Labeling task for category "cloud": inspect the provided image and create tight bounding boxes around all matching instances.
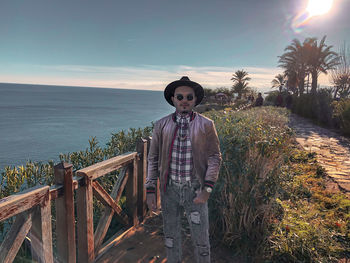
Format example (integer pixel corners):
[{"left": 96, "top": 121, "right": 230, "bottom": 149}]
[{"left": 0, "top": 64, "right": 332, "bottom": 92}]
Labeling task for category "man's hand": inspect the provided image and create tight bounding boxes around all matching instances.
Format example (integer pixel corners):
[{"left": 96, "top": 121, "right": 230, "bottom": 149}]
[
  {"left": 146, "top": 193, "right": 157, "bottom": 212},
  {"left": 193, "top": 190, "right": 210, "bottom": 204}
]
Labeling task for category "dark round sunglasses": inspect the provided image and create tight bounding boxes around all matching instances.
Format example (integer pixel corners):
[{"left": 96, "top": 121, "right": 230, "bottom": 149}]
[{"left": 175, "top": 94, "right": 194, "bottom": 101}]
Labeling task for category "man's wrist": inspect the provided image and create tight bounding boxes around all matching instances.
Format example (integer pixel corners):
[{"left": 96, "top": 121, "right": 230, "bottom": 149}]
[
  {"left": 204, "top": 180, "right": 215, "bottom": 193},
  {"left": 204, "top": 186, "right": 213, "bottom": 193},
  {"left": 146, "top": 187, "right": 156, "bottom": 194}
]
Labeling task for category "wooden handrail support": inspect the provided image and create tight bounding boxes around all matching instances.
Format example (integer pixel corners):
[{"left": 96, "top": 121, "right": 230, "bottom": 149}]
[
  {"left": 53, "top": 162, "right": 76, "bottom": 263},
  {"left": 75, "top": 139, "right": 149, "bottom": 263},
  {"left": 0, "top": 137, "right": 149, "bottom": 263},
  {"left": 0, "top": 185, "right": 53, "bottom": 263}
]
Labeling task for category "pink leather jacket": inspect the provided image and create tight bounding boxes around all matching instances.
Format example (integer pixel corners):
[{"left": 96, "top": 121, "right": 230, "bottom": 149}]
[{"left": 145, "top": 112, "right": 222, "bottom": 193}]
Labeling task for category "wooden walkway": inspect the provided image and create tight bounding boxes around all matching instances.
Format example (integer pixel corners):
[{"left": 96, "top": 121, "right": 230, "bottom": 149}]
[
  {"left": 94, "top": 214, "right": 166, "bottom": 263},
  {"left": 95, "top": 213, "right": 239, "bottom": 263}
]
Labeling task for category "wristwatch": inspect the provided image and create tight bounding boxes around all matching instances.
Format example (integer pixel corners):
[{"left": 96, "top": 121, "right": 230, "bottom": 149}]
[{"left": 204, "top": 187, "right": 213, "bottom": 193}]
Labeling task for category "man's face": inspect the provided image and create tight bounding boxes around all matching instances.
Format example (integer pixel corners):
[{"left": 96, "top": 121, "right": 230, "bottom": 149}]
[{"left": 171, "top": 86, "right": 197, "bottom": 114}]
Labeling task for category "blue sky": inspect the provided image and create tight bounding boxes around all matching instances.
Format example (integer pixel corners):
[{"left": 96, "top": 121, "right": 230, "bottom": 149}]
[{"left": 1, "top": 0, "right": 349, "bottom": 92}]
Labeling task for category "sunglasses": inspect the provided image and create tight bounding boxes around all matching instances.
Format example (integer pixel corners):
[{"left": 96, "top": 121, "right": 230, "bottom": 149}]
[{"left": 175, "top": 94, "right": 194, "bottom": 101}]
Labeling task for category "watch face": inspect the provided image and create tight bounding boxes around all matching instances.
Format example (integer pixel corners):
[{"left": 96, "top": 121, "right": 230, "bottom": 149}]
[{"left": 206, "top": 187, "right": 212, "bottom": 193}]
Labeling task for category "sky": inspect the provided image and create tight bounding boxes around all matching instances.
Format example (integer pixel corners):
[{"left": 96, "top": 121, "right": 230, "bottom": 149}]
[{"left": 1, "top": 0, "right": 350, "bottom": 93}]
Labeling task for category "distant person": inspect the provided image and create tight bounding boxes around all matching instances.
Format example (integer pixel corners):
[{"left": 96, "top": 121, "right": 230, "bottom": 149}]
[
  {"left": 255, "top": 92, "right": 264, "bottom": 106},
  {"left": 275, "top": 93, "right": 283, "bottom": 107},
  {"left": 286, "top": 92, "right": 293, "bottom": 109},
  {"left": 145, "top": 76, "right": 222, "bottom": 263}
]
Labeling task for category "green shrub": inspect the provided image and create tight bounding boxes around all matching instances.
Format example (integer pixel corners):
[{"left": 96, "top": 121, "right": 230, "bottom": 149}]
[
  {"left": 332, "top": 98, "right": 350, "bottom": 135},
  {"left": 0, "top": 125, "right": 153, "bottom": 259},
  {"left": 291, "top": 89, "right": 335, "bottom": 127},
  {"left": 265, "top": 90, "right": 279, "bottom": 106}
]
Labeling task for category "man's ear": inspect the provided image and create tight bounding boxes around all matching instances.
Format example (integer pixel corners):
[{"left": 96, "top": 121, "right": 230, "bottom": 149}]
[{"left": 171, "top": 96, "right": 175, "bottom": 104}]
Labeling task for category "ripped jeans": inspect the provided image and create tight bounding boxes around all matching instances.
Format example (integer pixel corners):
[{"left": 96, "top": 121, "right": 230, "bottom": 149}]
[{"left": 160, "top": 180, "right": 210, "bottom": 263}]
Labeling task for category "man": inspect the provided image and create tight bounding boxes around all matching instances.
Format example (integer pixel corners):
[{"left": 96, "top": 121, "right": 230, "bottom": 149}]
[
  {"left": 145, "top": 76, "right": 222, "bottom": 263},
  {"left": 255, "top": 92, "right": 264, "bottom": 106},
  {"left": 275, "top": 93, "right": 283, "bottom": 107}
]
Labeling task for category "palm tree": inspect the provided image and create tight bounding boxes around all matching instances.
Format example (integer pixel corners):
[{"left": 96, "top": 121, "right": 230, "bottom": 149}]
[
  {"left": 331, "top": 43, "right": 350, "bottom": 98},
  {"left": 231, "top": 70, "right": 251, "bottom": 99},
  {"left": 278, "top": 38, "right": 310, "bottom": 95},
  {"left": 307, "top": 36, "right": 339, "bottom": 93},
  {"left": 271, "top": 74, "right": 285, "bottom": 92},
  {"left": 279, "top": 36, "right": 339, "bottom": 95}
]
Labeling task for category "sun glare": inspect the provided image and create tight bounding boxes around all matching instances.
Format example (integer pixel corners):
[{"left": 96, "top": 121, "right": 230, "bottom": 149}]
[{"left": 307, "top": 0, "right": 333, "bottom": 17}]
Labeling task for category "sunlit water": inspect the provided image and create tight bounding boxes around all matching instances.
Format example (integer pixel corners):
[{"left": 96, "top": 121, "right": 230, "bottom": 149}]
[{"left": 0, "top": 83, "right": 173, "bottom": 169}]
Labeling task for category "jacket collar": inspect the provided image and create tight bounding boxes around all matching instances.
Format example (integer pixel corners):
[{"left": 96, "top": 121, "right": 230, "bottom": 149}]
[{"left": 172, "top": 111, "right": 196, "bottom": 122}]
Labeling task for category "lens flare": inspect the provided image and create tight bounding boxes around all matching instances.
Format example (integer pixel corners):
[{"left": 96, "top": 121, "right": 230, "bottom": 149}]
[
  {"left": 307, "top": 0, "right": 333, "bottom": 16},
  {"left": 291, "top": 0, "right": 334, "bottom": 33}
]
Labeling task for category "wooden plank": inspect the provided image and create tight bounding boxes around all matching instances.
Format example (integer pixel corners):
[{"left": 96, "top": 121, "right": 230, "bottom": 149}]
[
  {"left": 136, "top": 138, "right": 147, "bottom": 221},
  {"left": 77, "top": 176, "right": 95, "bottom": 263},
  {"left": 73, "top": 175, "right": 85, "bottom": 189},
  {"left": 54, "top": 162, "right": 76, "bottom": 263},
  {"left": 126, "top": 160, "right": 138, "bottom": 227},
  {"left": 94, "top": 226, "right": 134, "bottom": 261},
  {"left": 94, "top": 168, "right": 128, "bottom": 252},
  {"left": 0, "top": 211, "right": 33, "bottom": 263},
  {"left": 76, "top": 152, "right": 137, "bottom": 180},
  {"left": 49, "top": 184, "right": 63, "bottom": 200},
  {"left": 39, "top": 193, "right": 53, "bottom": 263},
  {"left": 92, "top": 181, "right": 129, "bottom": 225},
  {"left": 30, "top": 190, "right": 53, "bottom": 263},
  {"left": 0, "top": 185, "right": 50, "bottom": 222}
]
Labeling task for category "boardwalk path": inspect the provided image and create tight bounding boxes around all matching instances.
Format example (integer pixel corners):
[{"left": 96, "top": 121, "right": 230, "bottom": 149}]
[
  {"left": 95, "top": 214, "right": 238, "bottom": 263},
  {"left": 288, "top": 113, "right": 350, "bottom": 195}
]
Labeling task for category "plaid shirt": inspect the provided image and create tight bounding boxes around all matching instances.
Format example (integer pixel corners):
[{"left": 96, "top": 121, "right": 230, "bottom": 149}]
[{"left": 169, "top": 112, "right": 193, "bottom": 183}]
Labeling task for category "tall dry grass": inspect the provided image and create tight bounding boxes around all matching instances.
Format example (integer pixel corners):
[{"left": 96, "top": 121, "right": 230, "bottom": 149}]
[{"left": 204, "top": 107, "right": 293, "bottom": 262}]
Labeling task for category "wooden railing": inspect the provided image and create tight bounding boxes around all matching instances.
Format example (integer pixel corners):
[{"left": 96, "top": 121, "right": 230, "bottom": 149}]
[
  {"left": 0, "top": 137, "right": 159, "bottom": 263},
  {"left": 235, "top": 102, "right": 253, "bottom": 111}
]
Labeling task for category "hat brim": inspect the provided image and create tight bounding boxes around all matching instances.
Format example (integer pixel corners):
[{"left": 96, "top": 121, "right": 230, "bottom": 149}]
[{"left": 164, "top": 79, "right": 204, "bottom": 106}]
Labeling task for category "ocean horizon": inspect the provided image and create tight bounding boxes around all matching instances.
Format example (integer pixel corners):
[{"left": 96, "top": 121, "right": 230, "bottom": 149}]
[{"left": 0, "top": 83, "right": 173, "bottom": 170}]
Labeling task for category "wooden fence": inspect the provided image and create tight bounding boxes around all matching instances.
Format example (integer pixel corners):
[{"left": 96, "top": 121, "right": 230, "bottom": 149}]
[{"left": 0, "top": 137, "right": 160, "bottom": 263}]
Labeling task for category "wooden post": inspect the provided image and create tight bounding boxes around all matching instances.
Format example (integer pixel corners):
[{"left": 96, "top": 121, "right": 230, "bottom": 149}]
[
  {"left": 76, "top": 174, "right": 95, "bottom": 263},
  {"left": 145, "top": 136, "right": 152, "bottom": 155},
  {"left": 54, "top": 162, "right": 76, "bottom": 263},
  {"left": 136, "top": 138, "right": 147, "bottom": 221},
  {"left": 126, "top": 160, "right": 138, "bottom": 226},
  {"left": 30, "top": 189, "right": 53, "bottom": 263},
  {"left": 145, "top": 136, "right": 160, "bottom": 209}
]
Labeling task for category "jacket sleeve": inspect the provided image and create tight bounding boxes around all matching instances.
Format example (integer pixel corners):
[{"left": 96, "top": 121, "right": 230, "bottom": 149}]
[
  {"left": 145, "top": 121, "right": 160, "bottom": 193},
  {"left": 204, "top": 120, "right": 222, "bottom": 189}
]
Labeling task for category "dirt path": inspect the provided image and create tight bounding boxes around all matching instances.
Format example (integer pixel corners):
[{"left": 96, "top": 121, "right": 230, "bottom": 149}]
[{"left": 288, "top": 113, "right": 350, "bottom": 196}]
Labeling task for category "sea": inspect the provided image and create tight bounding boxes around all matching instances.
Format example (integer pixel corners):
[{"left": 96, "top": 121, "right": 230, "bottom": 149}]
[{"left": 0, "top": 83, "right": 173, "bottom": 170}]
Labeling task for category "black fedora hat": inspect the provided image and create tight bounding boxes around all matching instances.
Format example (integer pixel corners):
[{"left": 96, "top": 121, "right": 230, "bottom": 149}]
[{"left": 164, "top": 76, "right": 204, "bottom": 106}]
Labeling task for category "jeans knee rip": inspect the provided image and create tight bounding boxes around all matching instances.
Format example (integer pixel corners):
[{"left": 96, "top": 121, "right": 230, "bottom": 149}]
[
  {"left": 165, "top": 237, "right": 174, "bottom": 248},
  {"left": 197, "top": 245, "right": 209, "bottom": 257},
  {"left": 190, "top": 211, "right": 201, "bottom": 224}
]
